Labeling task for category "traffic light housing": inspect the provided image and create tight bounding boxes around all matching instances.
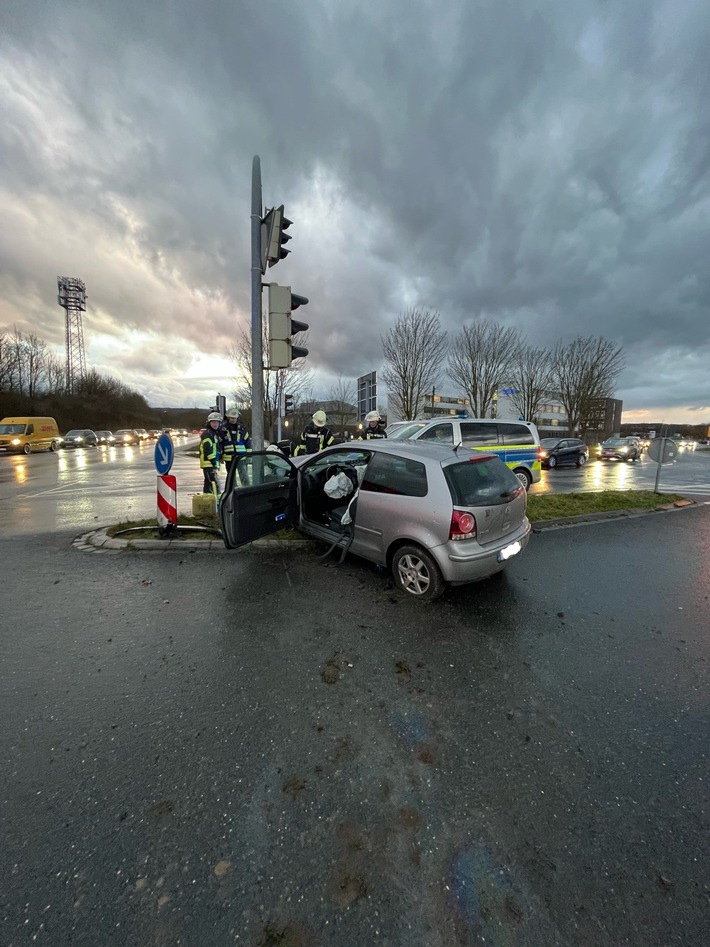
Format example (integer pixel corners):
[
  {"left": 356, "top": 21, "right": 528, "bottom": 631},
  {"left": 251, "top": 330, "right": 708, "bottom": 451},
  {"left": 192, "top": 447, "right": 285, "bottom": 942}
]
[
  {"left": 261, "top": 205, "right": 292, "bottom": 272},
  {"left": 268, "top": 284, "right": 309, "bottom": 369},
  {"left": 283, "top": 393, "right": 295, "bottom": 416}
]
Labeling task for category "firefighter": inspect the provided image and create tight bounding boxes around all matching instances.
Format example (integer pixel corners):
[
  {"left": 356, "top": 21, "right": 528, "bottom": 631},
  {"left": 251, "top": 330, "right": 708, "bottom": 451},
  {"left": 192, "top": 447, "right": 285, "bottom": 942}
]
[
  {"left": 358, "top": 410, "right": 387, "bottom": 440},
  {"left": 221, "top": 408, "right": 252, "bottom": 475},
  {"left": 199, "top": 411, "right": 222, "bottom": 496},
  {"left": 294, "top": 410, "right": 336, "bottom": 456}
]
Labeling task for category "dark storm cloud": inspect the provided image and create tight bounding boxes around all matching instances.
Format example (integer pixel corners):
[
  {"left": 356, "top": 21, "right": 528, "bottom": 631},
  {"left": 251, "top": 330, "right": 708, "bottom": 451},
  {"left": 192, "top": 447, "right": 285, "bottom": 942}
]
[{"left": 1, "top": 0, "right": 709, "bottom": 416}]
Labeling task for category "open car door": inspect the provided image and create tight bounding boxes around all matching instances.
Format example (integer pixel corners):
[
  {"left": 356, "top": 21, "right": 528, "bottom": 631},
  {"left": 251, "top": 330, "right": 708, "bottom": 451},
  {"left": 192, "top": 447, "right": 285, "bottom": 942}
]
[{"left": 219, "top": 451, "right": 298, "bottom": 549}]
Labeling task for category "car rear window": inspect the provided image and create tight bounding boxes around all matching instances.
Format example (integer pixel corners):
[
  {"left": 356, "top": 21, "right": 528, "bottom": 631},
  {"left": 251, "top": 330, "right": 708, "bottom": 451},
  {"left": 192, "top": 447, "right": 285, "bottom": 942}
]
[{"left": 444, "top": 457, "right": 522, "bottom": 506}]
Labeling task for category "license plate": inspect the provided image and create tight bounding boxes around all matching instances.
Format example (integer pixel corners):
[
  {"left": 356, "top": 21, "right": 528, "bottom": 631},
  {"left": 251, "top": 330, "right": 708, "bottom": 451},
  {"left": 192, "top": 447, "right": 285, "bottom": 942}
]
[{"left": 498, "top": 540, "right": 522, "bottom": 562}]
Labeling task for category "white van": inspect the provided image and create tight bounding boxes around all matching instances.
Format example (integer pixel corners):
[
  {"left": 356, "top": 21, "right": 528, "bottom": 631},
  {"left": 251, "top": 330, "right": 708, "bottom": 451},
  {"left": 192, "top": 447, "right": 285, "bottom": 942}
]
[{"left": 389, "top": 417, "right": 541, "bottom": 489}]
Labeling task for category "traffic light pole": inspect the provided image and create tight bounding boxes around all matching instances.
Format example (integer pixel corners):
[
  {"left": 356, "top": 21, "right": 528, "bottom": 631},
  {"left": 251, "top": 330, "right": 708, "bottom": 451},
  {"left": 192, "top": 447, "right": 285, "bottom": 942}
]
[{"left": 251, "top": 155, "right": 264, "bottom": 451}]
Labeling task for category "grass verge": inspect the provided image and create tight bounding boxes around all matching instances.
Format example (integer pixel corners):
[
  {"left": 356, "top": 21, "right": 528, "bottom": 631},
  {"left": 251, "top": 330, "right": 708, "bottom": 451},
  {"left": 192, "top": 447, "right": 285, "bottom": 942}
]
[{"left": 527, "top": 490, "right": 686, "bottom": 521}]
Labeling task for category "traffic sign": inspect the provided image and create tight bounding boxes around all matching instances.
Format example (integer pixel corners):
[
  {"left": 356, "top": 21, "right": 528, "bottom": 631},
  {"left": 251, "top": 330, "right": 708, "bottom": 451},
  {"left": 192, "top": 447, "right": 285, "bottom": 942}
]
[
  {"left": 154, "top": 432, "right": 174, "bottom": 475},
  {"left": 647, "top": 437, "right": 678, "bottom": 465}
]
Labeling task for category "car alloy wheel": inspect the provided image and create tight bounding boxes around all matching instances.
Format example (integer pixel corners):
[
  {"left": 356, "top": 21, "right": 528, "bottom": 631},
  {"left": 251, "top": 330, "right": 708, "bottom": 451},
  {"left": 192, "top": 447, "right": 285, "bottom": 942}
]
[
  {"left": 577, "top": 454, "right": 586, "bottom": 467},
  {"left": 548, "top": 456, "right": 557, "bottom": 468},
  {"left": 513, "top": 468, "right": 532, "bottom": 490},
  {"left": 392, "top": 544, "right": 445, "bottom": 601}
]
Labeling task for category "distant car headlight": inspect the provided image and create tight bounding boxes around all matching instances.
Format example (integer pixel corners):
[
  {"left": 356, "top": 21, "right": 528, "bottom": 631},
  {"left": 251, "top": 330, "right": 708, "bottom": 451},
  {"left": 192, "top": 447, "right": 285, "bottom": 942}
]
[
  {"left": 619, "top": 447, "right": 627, "bottom": 453},
  {"left": 76, "top": 436, "right": 84, "bottom": 442}
]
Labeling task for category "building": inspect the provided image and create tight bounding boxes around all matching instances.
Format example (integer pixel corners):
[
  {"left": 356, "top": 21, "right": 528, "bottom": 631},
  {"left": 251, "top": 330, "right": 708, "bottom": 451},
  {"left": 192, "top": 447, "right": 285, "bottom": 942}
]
[{"left": 387, "top": 392, "right": 470, "bottom": 421}]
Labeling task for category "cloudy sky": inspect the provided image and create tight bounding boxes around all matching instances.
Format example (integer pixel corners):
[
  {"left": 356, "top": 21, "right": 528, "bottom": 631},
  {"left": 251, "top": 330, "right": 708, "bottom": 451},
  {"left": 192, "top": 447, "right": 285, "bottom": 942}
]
[{"left": 1, "top": 0, "right": 709, "bottom": 422}]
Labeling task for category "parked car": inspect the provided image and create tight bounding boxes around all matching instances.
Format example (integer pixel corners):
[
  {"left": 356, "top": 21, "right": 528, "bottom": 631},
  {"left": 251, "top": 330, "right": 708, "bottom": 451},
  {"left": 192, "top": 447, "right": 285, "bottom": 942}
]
[
  {"left": 95, "top": 430, "right": 115, "bottom": 446},
  {"left": 388, "top": 417, "right": 541, "bottom": 490},
  {"left": 59, "top": 429, "right": 98, "bottom": 449},
  {"left": 113, "top": 429, "right": 141, "bottom": 446},
  {"left": 539, "top": 437, "right": 589, "bottom": 469},
  {"left": 596, "top": 437, "right": 641, "bottom": 462},
  {"left": 220, "top": 440, "right": 531, "bottom": 601}
]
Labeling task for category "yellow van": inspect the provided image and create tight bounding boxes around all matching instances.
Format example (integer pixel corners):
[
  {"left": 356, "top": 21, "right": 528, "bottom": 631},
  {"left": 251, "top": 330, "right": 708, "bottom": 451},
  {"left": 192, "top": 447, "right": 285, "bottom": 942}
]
[{"left": 0, "top": 416, "right": 60, "bottom": 454}]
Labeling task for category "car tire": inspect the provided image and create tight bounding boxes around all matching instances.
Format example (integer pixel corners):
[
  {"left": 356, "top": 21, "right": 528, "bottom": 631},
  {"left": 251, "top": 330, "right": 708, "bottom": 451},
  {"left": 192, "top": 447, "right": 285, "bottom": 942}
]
[
  {"left": 513, "top": 468, "right": 532, "bottom": 491},
  {"left": 391, "top": 545, "right": 445, "bottom": 602},
  {"left": 576, "top": 454, "right": 586, "bottom": 467},
  {"left": 50, "top": 441, "right": 58, "bottom": 452},
  {"left": 23, "top": 443, "right": 31, "bottom": 455},
  {"left": 548, "top": 456, "right": 557, "bottom": 469}
]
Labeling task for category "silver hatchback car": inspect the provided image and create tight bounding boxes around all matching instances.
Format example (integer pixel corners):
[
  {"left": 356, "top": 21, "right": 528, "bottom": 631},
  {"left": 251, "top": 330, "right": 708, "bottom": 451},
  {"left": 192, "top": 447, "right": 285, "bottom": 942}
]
[{"left": 219, "top": 440, "right": 531, "bottom": 601}]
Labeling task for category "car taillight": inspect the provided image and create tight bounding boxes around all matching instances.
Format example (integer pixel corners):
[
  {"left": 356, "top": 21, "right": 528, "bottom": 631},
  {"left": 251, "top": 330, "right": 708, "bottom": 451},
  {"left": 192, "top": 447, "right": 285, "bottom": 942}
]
[{"left": 450, "top": 510, "right": 477, "bottom": 541}]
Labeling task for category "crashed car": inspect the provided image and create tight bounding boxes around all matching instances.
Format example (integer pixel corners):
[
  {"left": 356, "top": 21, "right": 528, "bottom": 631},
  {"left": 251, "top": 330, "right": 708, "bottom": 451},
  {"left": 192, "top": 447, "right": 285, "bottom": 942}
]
[{"left": 219, "top": 440, "right": 531, "bottom": 601}]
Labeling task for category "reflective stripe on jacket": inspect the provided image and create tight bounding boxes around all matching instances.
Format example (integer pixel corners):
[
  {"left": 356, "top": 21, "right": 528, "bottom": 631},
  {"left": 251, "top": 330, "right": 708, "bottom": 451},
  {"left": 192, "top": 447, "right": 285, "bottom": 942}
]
[
  {"left": 294, "top": 424, "right": 336, "bottom": 455},
  {"left": 199, "top": 429, "right": 221, "bottom": 468}
]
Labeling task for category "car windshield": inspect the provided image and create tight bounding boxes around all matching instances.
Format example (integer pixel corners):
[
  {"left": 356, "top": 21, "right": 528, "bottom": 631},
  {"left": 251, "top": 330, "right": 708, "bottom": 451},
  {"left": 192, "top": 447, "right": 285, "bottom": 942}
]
[
  {"left": 603, "top": 438, "right": 627, "bottom": 446},
  {"left": 540, "top": 438, "right": 560, "bottom": 447},
  {"left": 65, "top": 430, "right": 84, "bottom": 437},
  {"left": 0, "top": 424, "right": 25, "bottom": 434},
  {"left": 444, "top": 456, "right": 522, "bottom": 506},
  {"left": 389, "top": 422, "right": 429, "bottom": 440}
]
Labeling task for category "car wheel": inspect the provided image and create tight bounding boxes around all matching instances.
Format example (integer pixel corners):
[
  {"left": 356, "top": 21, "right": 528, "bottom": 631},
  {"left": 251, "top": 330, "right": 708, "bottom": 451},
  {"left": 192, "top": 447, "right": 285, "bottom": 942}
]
[
  {"left": 391, "top": 545, "right": 445, "bottom": 602},
  {"left": 576, "top": 454, "right": 586, "bottom": 467},
  {"left": 50, "top": 441, "right": 58, "bottom": 452},
  {"left": 23, "top": 443, "right": 31, "bottom": 455},
  {"left": 548, "top": 456, "right": 557, "bottom": 469},
  {"left": 513, "top": 468, "right": 532, "bottom": 491}
]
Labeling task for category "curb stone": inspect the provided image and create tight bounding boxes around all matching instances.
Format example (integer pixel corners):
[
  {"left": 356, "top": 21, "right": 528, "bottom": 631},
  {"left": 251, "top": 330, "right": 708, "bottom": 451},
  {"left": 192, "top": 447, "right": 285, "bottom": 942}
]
[
  {"left": 75, "top": 498, "right": 696, "bottom": 551},
  {"left": 531, "top": 498, "right": 695, "bottom": 532},
  {"left": 74, "top": 526, "right": 312, "bottom": 553}
]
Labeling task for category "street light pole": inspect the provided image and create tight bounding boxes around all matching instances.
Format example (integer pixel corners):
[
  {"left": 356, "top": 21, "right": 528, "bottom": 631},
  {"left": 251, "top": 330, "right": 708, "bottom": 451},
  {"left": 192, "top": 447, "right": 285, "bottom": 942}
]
[{"left": 251, "top": 156, "right": 264, "bottom": 451}]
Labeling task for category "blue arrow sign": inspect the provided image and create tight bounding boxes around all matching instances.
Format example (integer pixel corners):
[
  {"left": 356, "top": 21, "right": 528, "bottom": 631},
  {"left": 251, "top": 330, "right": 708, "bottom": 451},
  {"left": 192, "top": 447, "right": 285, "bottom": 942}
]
[{"left": 154, "top": 432, "right": 174, "bottom": 476}]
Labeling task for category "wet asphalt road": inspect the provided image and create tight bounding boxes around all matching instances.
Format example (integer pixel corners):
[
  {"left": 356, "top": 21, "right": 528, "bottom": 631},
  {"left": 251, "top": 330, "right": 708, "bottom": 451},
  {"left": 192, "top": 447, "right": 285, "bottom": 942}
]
[
  {"left": 0, "top": 442, "right": 709, "bottom": 537},
  {"left": 1, "top": 505, "right": 709, "bottom": 946}
]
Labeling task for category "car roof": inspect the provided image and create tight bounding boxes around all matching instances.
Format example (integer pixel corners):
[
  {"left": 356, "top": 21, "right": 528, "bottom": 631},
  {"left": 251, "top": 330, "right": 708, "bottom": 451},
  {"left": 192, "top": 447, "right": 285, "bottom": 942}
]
[{"left": 319, "top": 438, "right": 496, "bottom": 465}]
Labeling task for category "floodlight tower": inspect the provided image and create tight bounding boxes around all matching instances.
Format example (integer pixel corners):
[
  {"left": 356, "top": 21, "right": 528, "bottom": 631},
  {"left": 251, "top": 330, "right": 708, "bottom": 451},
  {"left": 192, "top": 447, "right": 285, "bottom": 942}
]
[{"left": 57, "top": 276, "right": 87, "bottom": 392}]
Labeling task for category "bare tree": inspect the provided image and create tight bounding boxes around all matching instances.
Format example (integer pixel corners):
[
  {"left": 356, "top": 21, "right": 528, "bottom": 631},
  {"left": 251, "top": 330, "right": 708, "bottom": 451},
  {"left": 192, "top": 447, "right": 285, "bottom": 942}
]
[
  {"left": 553, "top": 336, "right": 625, "bottom": 435},
  {"left": 327, "top": 376, "right": 357, "bottom": 436},
  {"left": 230, "top": 326, "right": 314, "bottom": 441},
  {"left": 381, "top": 309, "right": 449, "bottom": 419},
  {"left": 23, "top": 332, "right": 48, "bottom": 398},
  {"left": 44, "top": 350, "right": 66, "bottom": 393},
  {"left": 448, "top": 320, "right": 522, "bottom": 418},
  {"left": 0, "top": 332, "right": 15, "bottom": 391},
  {"left": 505, "top": 345, "right": 556, "bottom": 423}
]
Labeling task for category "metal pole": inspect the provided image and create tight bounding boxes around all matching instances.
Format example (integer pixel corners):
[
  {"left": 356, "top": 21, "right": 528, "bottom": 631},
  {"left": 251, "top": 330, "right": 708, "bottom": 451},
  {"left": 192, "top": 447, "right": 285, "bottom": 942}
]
[
  {"left": 276, "top": 372, "right": 282, "bottom": 442},
  {"left": 653, "top": 437, "right": 664, "bottom": 493},
  {"left": 251, "top": 156, "right": 264, "bottom": 451}
]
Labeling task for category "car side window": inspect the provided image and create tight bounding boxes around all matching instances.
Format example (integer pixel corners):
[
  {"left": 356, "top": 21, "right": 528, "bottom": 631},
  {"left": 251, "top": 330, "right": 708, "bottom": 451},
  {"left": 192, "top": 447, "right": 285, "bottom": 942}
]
[
  {"left": 303, "top": 450, "right": 370, "bottom": 478},
  {"left": 499, "top": 423, "right": 535, "bottom": 446},
  {"left": 557, "top": 440, "right": 568, "bottom": 449},
  {"left": 26, "top": 425, "right": 34, "bottom": 435},
  {"left": 461, "top": 422, "right": 499, "bottom": 446},
  {"left": 360, "top": 453, "right": 428, "bottom": 497},
  {"left": 418, "top": 423, "right": 454, "bottom": 445},
  {"left": 234, "top": 452, "right": 292, "bottom": 486}
]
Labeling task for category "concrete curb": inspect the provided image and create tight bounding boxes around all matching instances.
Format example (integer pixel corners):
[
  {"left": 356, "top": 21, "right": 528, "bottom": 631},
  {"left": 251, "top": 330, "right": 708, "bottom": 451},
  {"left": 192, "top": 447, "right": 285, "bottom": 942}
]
[
  {"left": 73, "top": 526, "right": 311, "bottom": 553},
  {"left": 74, "top": 498, "right": 696, "bottom": 551},
  {"left": 531, "top": 497, "right": 695, "bottom": 532}
]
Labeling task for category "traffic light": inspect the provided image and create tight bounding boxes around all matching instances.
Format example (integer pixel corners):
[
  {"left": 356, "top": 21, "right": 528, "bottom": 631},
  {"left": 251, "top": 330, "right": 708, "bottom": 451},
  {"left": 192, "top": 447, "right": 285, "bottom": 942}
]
[
  {"left": 268, "top": 284, "right": 309, "bottom": 369},
  {"left": 283, "top": 393, "right": 295, "bottom": 416},
  {"left": 260, "top": 205, "right": 292, "bottom": 272}
]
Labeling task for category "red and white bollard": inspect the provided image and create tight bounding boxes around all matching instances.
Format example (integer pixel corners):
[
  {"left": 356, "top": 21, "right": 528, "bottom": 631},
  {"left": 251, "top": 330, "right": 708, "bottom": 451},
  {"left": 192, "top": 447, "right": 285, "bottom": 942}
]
[{"left": 157, "top": 474, "right": 178, "bottom": 529}]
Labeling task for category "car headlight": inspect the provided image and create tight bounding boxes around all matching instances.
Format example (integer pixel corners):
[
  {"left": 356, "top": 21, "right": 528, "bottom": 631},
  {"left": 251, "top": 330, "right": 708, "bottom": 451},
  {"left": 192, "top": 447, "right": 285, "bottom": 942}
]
[
  {"left": 11, "top": 438, "right": 21, "bottom": 446},
  {"left": 540, "top": 451, "right": 548, "bottom": 458},
  {"left": 619, "top": 447, "right": 627, "bottom": 453}
]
